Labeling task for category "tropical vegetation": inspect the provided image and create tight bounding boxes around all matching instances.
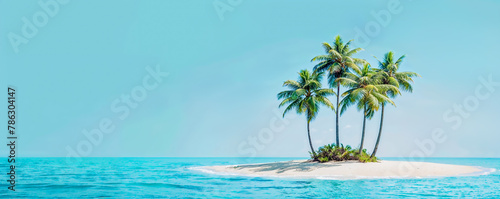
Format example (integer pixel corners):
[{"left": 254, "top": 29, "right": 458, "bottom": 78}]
[
  {"left": 278, "top": 35, "right": 419, "bottom": 163},
  {"left": 337, "top": 63, "right": 399, "bottom": 155},
  {"left": 370, "top": 52, "right": 420, "bottom": 158},
  {"left": 311, "top": 36, "right": 365, "bottom": 147},
  {"left": 277, "top": 70, "right": 335, "bottom": 157}
]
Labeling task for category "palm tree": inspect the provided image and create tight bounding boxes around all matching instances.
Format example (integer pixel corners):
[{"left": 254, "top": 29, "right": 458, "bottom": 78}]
[
  {"left": 337, "top": 64, "right": 398, "bottom": 154},
  {"left": 312, "top": 35, "right": 366, "bottom": 147},
  {"left": 370, "top": 52, "right": 420, "bottom": 158},
  {"left": 278, "top": 70, "right": 335, "bottom": 157}
]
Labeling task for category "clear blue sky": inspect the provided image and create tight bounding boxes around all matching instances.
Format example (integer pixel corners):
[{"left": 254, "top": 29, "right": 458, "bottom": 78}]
[{"left": 1, "top": 0, "right": 499, "bottom": 158}]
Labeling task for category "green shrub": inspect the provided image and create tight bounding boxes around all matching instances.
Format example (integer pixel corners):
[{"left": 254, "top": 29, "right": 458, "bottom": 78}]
[
  {"left": 318, "top": 157, "right": 329, "bottom": 162},
  {"left": 309, "top": 144, "right": 378, "bottom": 163}
]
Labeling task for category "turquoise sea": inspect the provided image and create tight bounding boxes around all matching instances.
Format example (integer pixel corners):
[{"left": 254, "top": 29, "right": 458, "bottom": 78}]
[{"left": 1, "top": 158, "right": 499, "bottom": 198}]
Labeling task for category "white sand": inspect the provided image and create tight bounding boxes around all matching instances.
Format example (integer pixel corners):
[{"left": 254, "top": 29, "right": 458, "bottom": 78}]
[{"left": 197, "top": 160, "right": 492, "bottom": 180}]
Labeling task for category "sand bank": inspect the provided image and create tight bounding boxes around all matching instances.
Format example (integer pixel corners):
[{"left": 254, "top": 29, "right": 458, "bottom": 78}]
[{"left": 196, "top": 160, "right": 493, "bottom": 180}]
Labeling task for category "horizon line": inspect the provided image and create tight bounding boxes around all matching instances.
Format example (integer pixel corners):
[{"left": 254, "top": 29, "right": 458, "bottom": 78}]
[{"left": 12, "top": 156, "right": 500, "bottom": 158}]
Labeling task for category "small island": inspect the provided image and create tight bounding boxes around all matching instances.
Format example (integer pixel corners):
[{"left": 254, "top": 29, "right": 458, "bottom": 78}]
[
  {"left": 199, "top": 160, "right": 487, "bottom": 180},
  {"left": 198, "top": 35, "right": 494, "bottom": 180}
]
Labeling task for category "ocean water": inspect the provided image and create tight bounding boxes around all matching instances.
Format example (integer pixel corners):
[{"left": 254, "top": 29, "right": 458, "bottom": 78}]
[{"left": 1, "top": 158, "right": 499, "bottom": 198}]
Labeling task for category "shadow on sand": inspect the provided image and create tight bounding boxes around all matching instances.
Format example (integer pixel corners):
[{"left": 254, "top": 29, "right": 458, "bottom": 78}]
[{"left": 233, "top": 161, "right": 341, "bottom": 174}]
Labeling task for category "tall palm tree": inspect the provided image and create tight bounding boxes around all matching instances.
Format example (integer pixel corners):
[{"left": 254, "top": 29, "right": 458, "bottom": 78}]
[
  {"left": 370, "top": 52, "right": 420, "bottom": 158},
  {"left": 337, "top": 64, "right": 399, "bottom": 154},
  {"left": 312, "top": 35, "right": 366, "bottom": 147},
  {"left": 278, "top": 70, "right": 335, "bottom": 156}
]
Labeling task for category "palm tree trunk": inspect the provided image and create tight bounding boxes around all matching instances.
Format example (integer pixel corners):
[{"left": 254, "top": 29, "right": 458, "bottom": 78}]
[
  {"left": 307, "top": 120, "right": 316, "bottom": 157},
  {"left": 335, "top": 84, "right": 340, "bottom": 147},
  {"left": 371, "top": 104, "right": 385, "bottom": 158},
  {"left": 359, "top": 105, "right": 367, "bottom": 154}
]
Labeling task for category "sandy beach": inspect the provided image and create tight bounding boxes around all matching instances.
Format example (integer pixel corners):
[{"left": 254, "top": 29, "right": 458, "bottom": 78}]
[{"left": 198, "top": 160, "right": 490, "bottom": 179}]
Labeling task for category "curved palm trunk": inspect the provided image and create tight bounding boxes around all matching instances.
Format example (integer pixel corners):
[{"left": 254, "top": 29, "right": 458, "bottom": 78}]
[
  {"left": 307, "top": 120, "right": 316, "bottom": 157},
  {"left": 359, "top": 105, "right": 367, "bottom": 154},
  {"left": 371, "top": 104, "right": 385, "bottom": 158},
  {"left": 335, "top": 84, "right": 340, "bottom": 147}
]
